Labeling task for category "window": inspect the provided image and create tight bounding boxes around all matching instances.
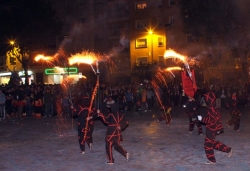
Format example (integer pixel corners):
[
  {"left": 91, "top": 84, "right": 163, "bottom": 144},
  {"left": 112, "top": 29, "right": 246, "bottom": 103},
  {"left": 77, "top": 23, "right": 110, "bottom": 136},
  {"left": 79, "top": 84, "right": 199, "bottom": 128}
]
[
  {"left": 156, "top": 0, "right": 163, "bottom": 7},
  {"left": 187, "top": 35, "right": 199, "bottom": 43},
  {"left": 135, "top": 2, "right": 147, "bottom": 10},
  {"left": 136, "top": 38, "right": 147, "bottom": 48},
  {"left": 136, "top": 57, "right": 148, "bottom": 65},
  {"left": 158, "top": 37, "right": 164, "bottom": 47},
  {"left": 169, "top": 0, "right": 175, "bottom": 6},
  {"left": 157, "top": 18, "right": 163, "bottom": 27},
  {"left": 135, "top": 19, "right": 147, "bottom": 29},
  {"left": 169, "top": 16, "right": 175, "bottom": 25}
]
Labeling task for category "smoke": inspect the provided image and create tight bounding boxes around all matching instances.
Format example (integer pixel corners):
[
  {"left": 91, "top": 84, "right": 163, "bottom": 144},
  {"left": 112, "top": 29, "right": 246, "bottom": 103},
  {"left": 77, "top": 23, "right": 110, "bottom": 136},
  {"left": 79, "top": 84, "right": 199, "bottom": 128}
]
[
  {"left": 232, "top": 0, "right": 250, "bottom": 19},
  {"left": 119, "top": 35, "right": 129, "bottom": 48},
  {"left": 57, "top": 23, "right": 89, "bottom": 54}
]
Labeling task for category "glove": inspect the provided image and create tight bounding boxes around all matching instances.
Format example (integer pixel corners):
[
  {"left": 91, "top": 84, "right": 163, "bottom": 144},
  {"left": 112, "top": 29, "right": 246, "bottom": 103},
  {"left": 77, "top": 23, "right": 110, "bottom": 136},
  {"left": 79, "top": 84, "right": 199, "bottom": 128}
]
[{"left": 197, "top": 115, "right": 202, "bottom": 121}]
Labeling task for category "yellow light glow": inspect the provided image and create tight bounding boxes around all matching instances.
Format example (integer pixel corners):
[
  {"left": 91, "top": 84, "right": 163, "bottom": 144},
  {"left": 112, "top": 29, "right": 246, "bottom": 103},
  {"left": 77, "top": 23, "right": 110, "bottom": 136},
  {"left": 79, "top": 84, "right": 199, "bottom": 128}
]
[
  {"left": 10, "top": 41, "right": 15, "bottom": 45},
  {"left": 149, "top": 30, "right": 153, "bottom": 35},
  {"left": 68, "top": 75, "right": 86, "bottom": 79}
]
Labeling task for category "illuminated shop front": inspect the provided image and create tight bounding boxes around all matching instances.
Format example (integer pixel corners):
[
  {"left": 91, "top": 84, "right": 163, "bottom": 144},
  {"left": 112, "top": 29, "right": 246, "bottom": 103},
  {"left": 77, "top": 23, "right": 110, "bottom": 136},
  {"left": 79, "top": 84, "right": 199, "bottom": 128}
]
[
  {"left": 0, "top": 70, "right": 33, "bottom": 85},
  {"left": 19, "top": 71, "right": 34, "bottom": 85},
  {"left": 44, "top": 67, "right": 81, "bottom": 84}
]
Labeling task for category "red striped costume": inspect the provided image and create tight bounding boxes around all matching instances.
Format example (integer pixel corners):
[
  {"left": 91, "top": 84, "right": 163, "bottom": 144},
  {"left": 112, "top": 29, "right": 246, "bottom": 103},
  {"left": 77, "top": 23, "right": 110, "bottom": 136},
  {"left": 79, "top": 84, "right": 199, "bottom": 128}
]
[
  {"left": 98, "top": 103, "right": 129, "bottom": 163},
  {"left": 201, "top": 92, "right": 232, "bottom": 163},
  {"left": 73, "top": 97, "right": 95, "bottom": 153}
]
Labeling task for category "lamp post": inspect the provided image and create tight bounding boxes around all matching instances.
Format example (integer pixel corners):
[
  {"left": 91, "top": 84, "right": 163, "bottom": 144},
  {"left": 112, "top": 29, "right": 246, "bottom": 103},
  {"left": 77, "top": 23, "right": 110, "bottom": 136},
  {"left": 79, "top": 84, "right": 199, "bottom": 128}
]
[
  {"left": 149, "top": 30, "right": 153, "bottom": 63},
  {"left": 8, "top": 40, "right": 17, "bottom": 71},
  {"left": 96, "top": 61, "right": 100, "bottom": 110}
]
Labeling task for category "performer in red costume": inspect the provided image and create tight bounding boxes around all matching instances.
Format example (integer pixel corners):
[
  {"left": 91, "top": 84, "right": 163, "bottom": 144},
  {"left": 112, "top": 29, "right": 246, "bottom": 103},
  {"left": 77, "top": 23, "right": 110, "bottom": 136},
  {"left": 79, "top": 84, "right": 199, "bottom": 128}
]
[
  {"left": 227, "top": 92, "right": 241, "bottom": 131},
  {"left": 98, "top": 103, "right": 129, "bottom": 164},
  {"left": 184, "top": 96, "right": 202, "bottom": 135},
  {"left": 198, "top": 91, "right": 232, "bottom": 164}
]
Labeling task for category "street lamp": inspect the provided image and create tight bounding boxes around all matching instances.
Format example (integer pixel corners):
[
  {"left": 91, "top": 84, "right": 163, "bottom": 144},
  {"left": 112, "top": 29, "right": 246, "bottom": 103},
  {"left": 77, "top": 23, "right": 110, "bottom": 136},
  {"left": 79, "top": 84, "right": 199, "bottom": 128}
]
[
  {"left": 7, "top": 40, "right": 17, "bottom": 70},
  {"left": 9, "top": 40, "right": 15, "bottom": 46},
  {"left": 148, "top": 30, "right": 153, "bottom": 63}
]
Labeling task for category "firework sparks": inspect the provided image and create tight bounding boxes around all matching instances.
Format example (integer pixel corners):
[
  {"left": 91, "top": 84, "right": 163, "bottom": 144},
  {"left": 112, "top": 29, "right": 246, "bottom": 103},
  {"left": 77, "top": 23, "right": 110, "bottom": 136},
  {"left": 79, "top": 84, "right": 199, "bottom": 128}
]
[
  {"left": 34, "top": 54, "right": 53, "bottom": 62},
  {"left": 155, "top": 72, "right": 168, "bottom": 88},
  {"left": 68, "top": 51, "right": 99, "bottom": 65},
  {"left": 164, "top": 49, "right": 186, "bottom": 62},
  {"left": 164, "top": 49, "right": 194, "bottom": 82},
  {"left": 164, "top": 66, "right": 182, "bottom": 71},
  {"left": 67, "top": 74, "right": 86, "bottom": 79},
  {"left": 164, "top": 67, "right": 182, "bottom": 77}
]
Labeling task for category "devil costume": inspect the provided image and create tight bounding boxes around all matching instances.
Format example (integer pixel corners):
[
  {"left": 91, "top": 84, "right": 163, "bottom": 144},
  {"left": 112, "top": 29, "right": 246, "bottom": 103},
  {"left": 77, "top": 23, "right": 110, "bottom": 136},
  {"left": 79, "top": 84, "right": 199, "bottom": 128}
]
[
  {"left": 72, "top": 96, "right": 95, "bottom": 154},
  {"left": 227, "top": 92, "right": 241, "bottom": 131},
  {"left": 184, "top": 96, "right": 202, "bottom": 135},
  {"left": 198, "top": 92, "right": 232, "bottom": 164},
  {"left": 98, "top": 103, "right": 129, "bottom": 164},
  {"left": 157, "top": 89, "right": 172, "bottom": 124}
]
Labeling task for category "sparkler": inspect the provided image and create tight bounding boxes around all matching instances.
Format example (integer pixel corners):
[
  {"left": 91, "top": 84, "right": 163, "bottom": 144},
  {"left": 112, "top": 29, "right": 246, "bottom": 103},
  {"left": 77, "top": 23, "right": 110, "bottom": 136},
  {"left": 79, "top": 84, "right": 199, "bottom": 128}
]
[
  {"left": 164, "top": 67, "right": 182, "bottom": 78},
  {"left": 68, "top": 51, "right": 99, "bottom": 65},
  {"left": 164, "top": 49, "right": 193, "bottom": 82},
  {"left": 34, "top": 54, "right": 53, "bottom": 62},
  {"left": 34, "top": 54, "right": 56, "bottom": 68}
]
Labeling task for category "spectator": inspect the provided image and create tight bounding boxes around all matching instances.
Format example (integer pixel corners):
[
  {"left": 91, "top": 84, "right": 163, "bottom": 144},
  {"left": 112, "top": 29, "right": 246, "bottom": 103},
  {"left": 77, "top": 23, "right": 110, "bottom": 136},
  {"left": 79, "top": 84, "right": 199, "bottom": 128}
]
[{"left": 0, "top": 89, "right": 6, "bottom": 120}]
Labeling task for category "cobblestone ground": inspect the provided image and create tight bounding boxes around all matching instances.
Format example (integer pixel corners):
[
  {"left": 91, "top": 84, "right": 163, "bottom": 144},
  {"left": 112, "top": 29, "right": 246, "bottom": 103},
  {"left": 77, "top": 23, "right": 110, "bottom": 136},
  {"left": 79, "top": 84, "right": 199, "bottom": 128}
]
[{"left": 0, "top": 106, "right": 249, "bottom": 171}]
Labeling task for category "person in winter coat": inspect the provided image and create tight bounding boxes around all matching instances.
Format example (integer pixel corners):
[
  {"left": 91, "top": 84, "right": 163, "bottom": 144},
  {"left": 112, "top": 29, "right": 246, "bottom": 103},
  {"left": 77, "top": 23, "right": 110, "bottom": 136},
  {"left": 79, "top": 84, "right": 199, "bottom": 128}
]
[
  {"left": 43, "top": 87, "right": 53, "bottom": 117},
  {"left": 0, "top": 89, "right": 6, "bottom": 120},
  {"left": 198, "top": 91, "right": 232, "bottom": 164}
]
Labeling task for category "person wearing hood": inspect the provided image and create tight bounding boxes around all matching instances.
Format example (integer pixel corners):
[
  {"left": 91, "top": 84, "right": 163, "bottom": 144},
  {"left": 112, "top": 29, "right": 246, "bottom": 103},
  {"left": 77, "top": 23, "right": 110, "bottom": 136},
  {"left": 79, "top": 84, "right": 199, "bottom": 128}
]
[
  {"left": 98, "top": 103, "right": 129, "bottom": 164},
  {"left": 198, "top": 91, "right": 232, "bottom": 164}
]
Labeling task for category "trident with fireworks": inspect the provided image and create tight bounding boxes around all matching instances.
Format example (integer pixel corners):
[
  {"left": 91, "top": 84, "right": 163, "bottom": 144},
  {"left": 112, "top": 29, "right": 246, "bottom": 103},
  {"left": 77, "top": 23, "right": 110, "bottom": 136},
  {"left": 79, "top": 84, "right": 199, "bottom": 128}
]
[
  {"left": 164, "top": 49, "right": 193, "bottom": 82},
  {"left": 163, "top": 49, "right": 198, "bottom": 99},
  {"left": 68, "top": 51, "right": 100, "bottom": 141}
]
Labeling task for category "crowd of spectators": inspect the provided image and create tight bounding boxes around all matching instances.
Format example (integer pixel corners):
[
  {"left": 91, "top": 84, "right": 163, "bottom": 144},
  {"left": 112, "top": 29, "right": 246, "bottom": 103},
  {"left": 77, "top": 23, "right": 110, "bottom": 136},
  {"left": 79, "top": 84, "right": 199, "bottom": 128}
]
[{"left": 0, "top": 79, "right": 250, "bottom": 121}]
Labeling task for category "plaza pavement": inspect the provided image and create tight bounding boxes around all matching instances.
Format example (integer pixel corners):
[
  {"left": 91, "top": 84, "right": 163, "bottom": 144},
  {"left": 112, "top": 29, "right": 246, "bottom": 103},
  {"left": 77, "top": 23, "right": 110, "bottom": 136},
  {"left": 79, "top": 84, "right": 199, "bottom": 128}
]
[{"left": 0, "top": 106, "right": 249, "bottom": 171}]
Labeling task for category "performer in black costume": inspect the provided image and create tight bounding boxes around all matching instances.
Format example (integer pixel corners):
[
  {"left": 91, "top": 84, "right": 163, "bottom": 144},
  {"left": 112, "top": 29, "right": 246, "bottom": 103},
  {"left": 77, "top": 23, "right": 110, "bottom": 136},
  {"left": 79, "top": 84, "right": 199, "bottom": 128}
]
[
  {"left": 184, "top": 96, "right": 202, "bottom": 135},
  {"left": 98, "top": 103, "right": 129, "bottom": 164},
  {"left": 157, "top": 88, "right": 172, "bottom": 124},
  {"left": 198, "top": 91, "right": 232, "bottom": 164},
  {"left": 72, "top": 95, "right": 96, "bottom": 154}
]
